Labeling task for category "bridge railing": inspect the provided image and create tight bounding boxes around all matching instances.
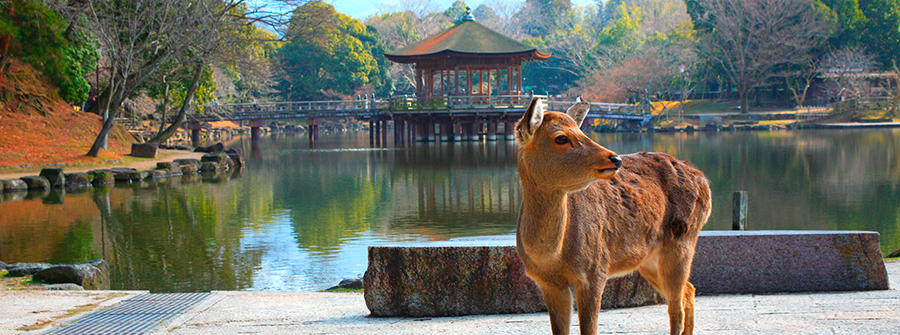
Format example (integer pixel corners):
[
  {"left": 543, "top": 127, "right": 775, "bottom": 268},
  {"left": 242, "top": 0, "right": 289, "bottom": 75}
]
[{"left": 224, "top": 100, "right": 389, "bottom": 114}]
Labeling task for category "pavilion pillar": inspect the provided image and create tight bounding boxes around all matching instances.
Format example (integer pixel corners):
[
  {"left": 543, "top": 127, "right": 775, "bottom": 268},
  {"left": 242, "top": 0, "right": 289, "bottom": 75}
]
[
  {"left": 440, "top": 122, "right": 452, "bottom": 142},
  {"left": 487, "top": 121, "right": 498, "bottom": 141},
  {"left": 414, "top": 121, "right": 425, "bottom": 142},
  {"left": 505, "top": 121, "right": 516, "bottom": 140},
  {"left": 454, "top": 123, "right": 462, "bottom": 142},
  {"left": 394, "top": 119, "right": 404, "bottom": 144},
  {"left": 466, "top": 122, "right": 478, "bottom": 141}
]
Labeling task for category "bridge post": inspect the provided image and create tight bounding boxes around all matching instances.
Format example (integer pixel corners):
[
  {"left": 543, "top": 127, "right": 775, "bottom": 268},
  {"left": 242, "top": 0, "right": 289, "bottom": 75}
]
[
  {"left": 381, "top": 119, "right": 389, "bottom": 145},
  {"left": 307, "top": 118, "right": 320, "bottom": 143},
  {"left": 453, "top": 123, "right": 462, "bottom": 142},
  {"left": 190, "top": 121, "right": 202, "bottom": 146},
  {"left": 250, "top": 120, "right": 263, "bottom": 141},
  {"left": 369, "top": 119, "right": 376, "bottom": 143},
  {"left": 505, "top": 121, "right": 516, "bottom": 140},
  {"left": 582, "top": 117, "right": 594, "bottom": 134},
  {"left": 486, "top": 121, "right": 498, "bottom": 141}
]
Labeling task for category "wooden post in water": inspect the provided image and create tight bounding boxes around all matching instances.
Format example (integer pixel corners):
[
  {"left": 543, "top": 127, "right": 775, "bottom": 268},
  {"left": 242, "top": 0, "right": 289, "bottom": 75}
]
[{"left": 733, "top": 191, "right": 747, "bottom": 230}]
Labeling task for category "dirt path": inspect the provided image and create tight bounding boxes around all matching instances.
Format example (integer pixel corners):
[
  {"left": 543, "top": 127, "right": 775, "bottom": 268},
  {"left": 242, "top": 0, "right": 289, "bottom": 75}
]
[{"left": 0, "top": 150, "right": 205, "bottom": 181}]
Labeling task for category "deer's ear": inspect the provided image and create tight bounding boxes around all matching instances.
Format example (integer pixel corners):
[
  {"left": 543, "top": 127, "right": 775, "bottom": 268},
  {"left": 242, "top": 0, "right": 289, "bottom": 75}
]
[
  {"left": 566, "top": 102, "right": 590, "bottom": 127},
  {"left": 516, "top": 97, "right": 544, "bottom": 145}
]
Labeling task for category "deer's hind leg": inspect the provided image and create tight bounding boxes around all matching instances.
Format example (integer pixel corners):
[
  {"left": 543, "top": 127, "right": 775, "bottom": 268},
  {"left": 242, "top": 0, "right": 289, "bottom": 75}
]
[{"left": 638, "top": 247, "right": 696, "bottom": 335}]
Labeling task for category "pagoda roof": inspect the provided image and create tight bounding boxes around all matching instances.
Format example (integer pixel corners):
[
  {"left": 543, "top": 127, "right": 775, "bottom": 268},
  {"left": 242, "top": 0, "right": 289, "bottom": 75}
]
[{"left": 384, "top": 20, "right": 550, "bottom": 63}]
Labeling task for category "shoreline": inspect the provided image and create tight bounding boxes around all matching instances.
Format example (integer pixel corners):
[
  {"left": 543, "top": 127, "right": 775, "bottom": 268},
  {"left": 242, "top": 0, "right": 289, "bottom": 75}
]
[{"left": 0, "top": 149, "right": 205, "bottom": 181}]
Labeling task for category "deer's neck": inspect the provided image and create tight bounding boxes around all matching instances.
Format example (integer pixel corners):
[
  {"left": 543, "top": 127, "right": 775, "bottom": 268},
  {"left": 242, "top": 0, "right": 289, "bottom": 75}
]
[{"left": 518, "top": 182, "right": 570, "bottom": 259}]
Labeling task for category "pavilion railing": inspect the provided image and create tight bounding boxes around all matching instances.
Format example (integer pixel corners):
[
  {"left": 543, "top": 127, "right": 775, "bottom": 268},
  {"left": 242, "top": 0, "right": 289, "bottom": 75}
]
[{"left": 390, "top": 95, "right": 641, "bottom": 115}]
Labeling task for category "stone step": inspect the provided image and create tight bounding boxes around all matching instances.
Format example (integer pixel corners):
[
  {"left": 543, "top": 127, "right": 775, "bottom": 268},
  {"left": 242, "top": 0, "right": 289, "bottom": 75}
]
[{"left": 364, "top": 230, "right": 888, "bottom": 317}]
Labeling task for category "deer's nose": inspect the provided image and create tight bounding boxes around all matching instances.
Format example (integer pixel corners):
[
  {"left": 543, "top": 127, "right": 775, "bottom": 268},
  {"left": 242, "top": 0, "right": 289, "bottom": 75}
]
[{"left": 609, "top": 155, "right": 622, "bottom": 169}]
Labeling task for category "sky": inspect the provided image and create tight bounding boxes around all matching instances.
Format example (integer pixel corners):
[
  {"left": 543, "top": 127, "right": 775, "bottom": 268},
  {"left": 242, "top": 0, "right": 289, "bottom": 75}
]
[{"left": 324, "top": 0, "right": 596, "bottom": 20}]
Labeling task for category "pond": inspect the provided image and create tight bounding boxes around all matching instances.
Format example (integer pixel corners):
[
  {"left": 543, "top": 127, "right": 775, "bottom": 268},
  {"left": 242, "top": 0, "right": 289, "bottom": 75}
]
[{"left": 1, "top": 128, "right": 899, "bottom": 292}]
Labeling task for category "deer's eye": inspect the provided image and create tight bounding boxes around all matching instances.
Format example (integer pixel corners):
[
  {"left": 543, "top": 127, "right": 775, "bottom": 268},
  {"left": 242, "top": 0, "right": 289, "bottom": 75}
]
[{"left": 555, "top": 135, "right": 569, "bottom": 145}]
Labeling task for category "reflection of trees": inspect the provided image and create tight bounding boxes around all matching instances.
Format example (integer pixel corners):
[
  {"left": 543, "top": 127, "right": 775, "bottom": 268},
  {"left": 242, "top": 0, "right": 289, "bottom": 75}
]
[{"left": 93, "top": 175, "right": 277, "bottom": 292}]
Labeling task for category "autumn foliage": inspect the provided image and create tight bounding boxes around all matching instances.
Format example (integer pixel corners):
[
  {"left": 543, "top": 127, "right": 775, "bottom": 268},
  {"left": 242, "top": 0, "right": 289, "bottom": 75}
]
[{"left": 0, "top": 60, "right": 134, "bottom": 168}]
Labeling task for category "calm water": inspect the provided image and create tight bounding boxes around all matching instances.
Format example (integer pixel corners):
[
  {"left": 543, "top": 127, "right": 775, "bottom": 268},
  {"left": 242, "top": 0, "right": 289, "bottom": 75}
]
[{"left": 2, "top": 128, "right": 900, "bottom": 292}]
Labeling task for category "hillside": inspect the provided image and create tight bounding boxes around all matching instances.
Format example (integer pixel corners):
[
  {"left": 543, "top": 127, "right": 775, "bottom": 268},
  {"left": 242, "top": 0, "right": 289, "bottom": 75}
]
[{"left": 0, "top": 60, "right": 135, "bottom": 170}]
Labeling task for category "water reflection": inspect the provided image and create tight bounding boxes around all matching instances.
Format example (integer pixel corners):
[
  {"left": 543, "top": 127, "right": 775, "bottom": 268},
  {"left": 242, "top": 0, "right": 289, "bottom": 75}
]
[{"left": 1, "top": 129, "right": 899, "bottom": 292}]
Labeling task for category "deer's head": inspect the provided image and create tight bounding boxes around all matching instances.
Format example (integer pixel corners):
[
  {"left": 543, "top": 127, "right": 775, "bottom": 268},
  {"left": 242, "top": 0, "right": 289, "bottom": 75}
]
[{"left": 515, "top": 97, "right": 621, "bottom": 192}]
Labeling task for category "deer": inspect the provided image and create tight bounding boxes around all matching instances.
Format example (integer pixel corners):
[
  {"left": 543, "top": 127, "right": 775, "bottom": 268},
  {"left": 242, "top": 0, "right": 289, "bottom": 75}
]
[{"left": 514, "top": 97, "right": 711, "bottom": 335}]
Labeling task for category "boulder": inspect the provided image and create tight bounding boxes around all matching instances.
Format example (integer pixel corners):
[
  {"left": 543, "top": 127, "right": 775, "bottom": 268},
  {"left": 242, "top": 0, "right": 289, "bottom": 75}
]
[
  {"left": 175, "top": 158, "right": 202, "bottom": 174},
  {"left": 193, "top": 142, "right": 226, "bottom": 153},
  {"left": 156, "top": 162, "right": 182, "bottom": 176},
  {"left": 328, "top": 275, "right": 364, "bottom": 290},
  {"left": 64, "top": 172, "right": 94, "bottom": 189},
  {"left": 145, "top": 169, "right": 168, "bottom": 179},
  {"left": 20, "top": 176, "right": 50, "bottom": 190},
  {"left": 111, "top": 167, "right": 147, "bottom": 182},
  {"left": 39, "top": 168, "right": 65, "bottom": 188},
  {"left": 6, "top": 262, "right": 52, "bottom": 277},
  {"left": 33, "top": 259, "right": 110, "bottom": 290},
  {"left": 201, "top": 152, "right": 229, "bottom": 165},
  {"left": 87, "top": 170, "right": 115, "bottom": 185},
  {"left": 130, "top": 142, "right": 158, "bottom": 158},
  {"left": 0, "top": 179, "right": 27, "bottom": 193},
  {"left": 200, "top": 161, "right": 223, "bottom": 172}
]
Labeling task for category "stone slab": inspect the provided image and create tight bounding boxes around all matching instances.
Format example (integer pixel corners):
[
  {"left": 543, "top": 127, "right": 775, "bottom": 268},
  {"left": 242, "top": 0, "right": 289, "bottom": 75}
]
[
  {"left": 364, "top": 238, "right": 663, "bottom": 317},
  {"left": 364, "top": 231, "right": 888, "bottom": 317},
  {"left": 690, "top": 230, "right": 888, "bottom": 294}
]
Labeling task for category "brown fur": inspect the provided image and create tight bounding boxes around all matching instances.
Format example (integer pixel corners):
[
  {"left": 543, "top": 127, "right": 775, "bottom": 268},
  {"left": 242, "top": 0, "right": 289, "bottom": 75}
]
[{"left": 515, "top": 98, "right": 711, "bottom": 335}]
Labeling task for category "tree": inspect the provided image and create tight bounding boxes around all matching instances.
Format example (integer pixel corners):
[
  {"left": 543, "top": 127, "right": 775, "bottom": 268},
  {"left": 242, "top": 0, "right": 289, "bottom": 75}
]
[
  {"left": 858, "top": 0, "right": 900, "bottom": 69},
  {"left": 0, "top": 0, "right": 97, "bottom": 102},
  {"left": 277, "top": 1, "right": 386, "bottom": 100},
  {"left": 79, "top": 0, "right": 289, "bottom": 155},
  {"left": 691, "top": 0, "right": 833, "bottom": 112}
]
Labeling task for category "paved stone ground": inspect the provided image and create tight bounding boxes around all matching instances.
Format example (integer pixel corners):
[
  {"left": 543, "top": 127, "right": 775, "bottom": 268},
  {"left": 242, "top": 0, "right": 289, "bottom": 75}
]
[
  {"left": 137, "top": 260, "right": 900, "bottom": 335},
  {"left": 16, "top": 260, "right": 899, "bottom": 334}
]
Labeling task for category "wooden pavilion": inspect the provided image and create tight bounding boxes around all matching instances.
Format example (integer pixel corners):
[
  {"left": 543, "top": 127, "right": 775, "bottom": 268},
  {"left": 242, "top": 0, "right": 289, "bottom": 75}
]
[{"left": 384, "top": 8, "right": 550, "bottom": 107}]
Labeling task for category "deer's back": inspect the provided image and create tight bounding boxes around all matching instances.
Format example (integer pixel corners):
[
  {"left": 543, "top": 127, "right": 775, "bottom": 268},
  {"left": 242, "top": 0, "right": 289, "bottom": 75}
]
[{"left": 565, "top": 152, "right": 711, "bottom": 271}]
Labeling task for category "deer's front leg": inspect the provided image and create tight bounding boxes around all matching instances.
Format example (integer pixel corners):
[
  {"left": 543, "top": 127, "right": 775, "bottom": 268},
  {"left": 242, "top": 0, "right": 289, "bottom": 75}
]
[
  {"left": 539, "top": 284, "right": 573, "bottom": 335},
  {"left": 574, "top": 276, "right": 607, "bottom": 335}
]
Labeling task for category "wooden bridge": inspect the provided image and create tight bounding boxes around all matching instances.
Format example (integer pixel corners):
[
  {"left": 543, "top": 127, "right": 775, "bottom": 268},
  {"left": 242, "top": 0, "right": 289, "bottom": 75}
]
[{"left": 182, "top": 95, "right": 649, "bottom": 143}]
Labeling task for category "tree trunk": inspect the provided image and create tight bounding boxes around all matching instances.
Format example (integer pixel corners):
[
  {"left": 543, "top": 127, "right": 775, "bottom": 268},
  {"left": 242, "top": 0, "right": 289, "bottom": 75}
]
[
  {"left": 147, "top": 62, "right": 204, "bottom": 144},
  {"left": 157, "top": 79, "right": 170, "bottom": 134},
  {"left": 87, "top": 65, "right": 123, "bottom": 157}
]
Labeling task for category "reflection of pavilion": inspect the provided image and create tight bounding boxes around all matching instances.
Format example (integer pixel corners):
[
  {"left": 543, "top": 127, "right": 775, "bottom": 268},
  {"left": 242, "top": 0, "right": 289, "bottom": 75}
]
[{"left": 383, "top": 8, "right": 549, "bottom": 143}]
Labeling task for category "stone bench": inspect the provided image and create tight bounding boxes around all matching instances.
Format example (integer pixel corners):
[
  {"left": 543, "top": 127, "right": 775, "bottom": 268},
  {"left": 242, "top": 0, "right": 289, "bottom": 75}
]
[{"left": 363, "top": 230, "right": 888, "bottom": 317}]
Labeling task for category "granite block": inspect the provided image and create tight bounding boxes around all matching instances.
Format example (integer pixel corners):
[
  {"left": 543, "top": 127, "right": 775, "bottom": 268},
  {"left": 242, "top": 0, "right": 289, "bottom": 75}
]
[
  {"left": 364, "top": 240, "right": 662, "bottom": 317},
  {"left": 690, "top": 230, "right": 888, "bottom": 294}
]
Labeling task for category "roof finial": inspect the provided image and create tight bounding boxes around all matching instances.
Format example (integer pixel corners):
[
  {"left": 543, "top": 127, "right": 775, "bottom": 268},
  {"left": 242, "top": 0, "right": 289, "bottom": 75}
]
[{"left": 463, "top": 5, "right": 474, "bottom": 21}]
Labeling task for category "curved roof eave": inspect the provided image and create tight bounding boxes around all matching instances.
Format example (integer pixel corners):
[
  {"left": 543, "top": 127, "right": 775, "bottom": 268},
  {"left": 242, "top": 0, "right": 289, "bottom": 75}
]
[{"left": 384, "top": 50, "right": 551, "bottom": 64}]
